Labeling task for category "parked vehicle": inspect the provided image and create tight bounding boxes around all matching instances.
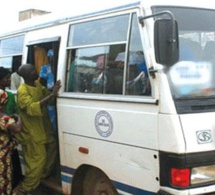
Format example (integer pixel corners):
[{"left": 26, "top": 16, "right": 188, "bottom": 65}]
[{"left": 1, "top": 1, "right": 215, "bottom": 194}]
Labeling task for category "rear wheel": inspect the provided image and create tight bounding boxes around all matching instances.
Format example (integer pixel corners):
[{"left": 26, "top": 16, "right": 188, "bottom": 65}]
[{"left": 83, "top": 168, "right": 118, "bottom": 195}]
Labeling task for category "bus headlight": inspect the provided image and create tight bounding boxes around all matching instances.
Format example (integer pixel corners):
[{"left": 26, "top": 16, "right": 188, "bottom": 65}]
[{"left": 191, "top": 165, "right": 215, "bottom": 185}]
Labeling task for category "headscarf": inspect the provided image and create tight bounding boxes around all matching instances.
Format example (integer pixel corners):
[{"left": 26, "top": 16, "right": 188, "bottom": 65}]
[{"left": 47, "top": 49, "right": 54, "bottom": 57}]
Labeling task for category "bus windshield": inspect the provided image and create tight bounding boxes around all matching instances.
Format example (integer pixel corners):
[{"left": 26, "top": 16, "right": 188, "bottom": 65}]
[{"left": 154, "top": 7, "right": 215, "bottom": 99}]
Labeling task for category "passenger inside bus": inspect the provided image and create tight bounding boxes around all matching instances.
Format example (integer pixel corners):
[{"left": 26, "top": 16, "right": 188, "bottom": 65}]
[
  {"left": 179, "top": 39, "right": 203, "bottom": 61},
  {"left": 203, "top": 41, "right": 215, "bottom": 61},
  {"left": 106, "top": 56, "right": 124, "bottom": 94},
  {"left": 111, "top": 51, "right": 150, "bottom": 95},
  {"left": 39, "top": 49, "right": 57, "bottom": 134},
  {"left": 92, "top": 53, "right": 128, "bottom": 95},
  {"left": 34, "top": 46, "right": 49, "bottom": 74},
  {"left": 125, "top": 51, "right": 149, "bottom": 95},
  {"left": 68, "top": 49, "right": 151, "bottom": 96},
  {"left": 203, "top": 41, "right": 215, "bottom": 94},
  {"left": 91, "top": 55, "right": 107, "bottom": 93}
]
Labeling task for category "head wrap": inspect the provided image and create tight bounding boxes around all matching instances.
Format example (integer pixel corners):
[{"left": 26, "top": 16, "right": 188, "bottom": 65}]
[
  {"left": 47, "top": 49, "right": 54, "bottom": 57},
  {"left": 0, "top": 89, "right": 8, "bottom": 105},
  {"left": 0, "top": 67, "right": 10, "bottom": 81}
]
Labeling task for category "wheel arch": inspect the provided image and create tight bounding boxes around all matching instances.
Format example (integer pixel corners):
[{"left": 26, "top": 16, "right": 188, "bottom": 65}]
[{"left": 71, "top": 164, "right": 117, "bottom": 195}]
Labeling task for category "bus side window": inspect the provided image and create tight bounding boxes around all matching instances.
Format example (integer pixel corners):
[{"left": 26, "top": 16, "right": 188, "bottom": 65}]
[
  {"left": 126, "top": 52, "right": 150, "bottom": 95},
  {"left": 125, "top": 13, "right": 151, "bottom": 96},
  {"left": 70, "top": 58, "right": 94, "bottom": 93},
  {"left": 67, "top": 45, "right": 126, "bottom": 94},
  {"left": 68, "top": 60, "right": 75, "bottom": 92},
  {"left": 106, "top": 58, "right": 124, "bottom": 94},
  {"left": 66, "top": 13, "right": 151, "bottom": 96},
  {"left": 91, "top": 55, "right": 107, "bottom": 93}
]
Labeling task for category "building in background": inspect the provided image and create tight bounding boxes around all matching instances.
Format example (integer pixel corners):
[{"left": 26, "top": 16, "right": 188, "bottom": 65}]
[{"left": 19, "top": 9, "right": 51, "bottom": 21}]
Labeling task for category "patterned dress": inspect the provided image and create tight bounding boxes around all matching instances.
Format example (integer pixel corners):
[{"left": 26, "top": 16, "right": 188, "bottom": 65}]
[{"left": 0, "top": 115, "right": 17, "bottom": 194}]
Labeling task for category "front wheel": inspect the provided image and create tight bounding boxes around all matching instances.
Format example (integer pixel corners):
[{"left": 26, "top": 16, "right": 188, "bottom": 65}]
[{"left": 83, "top": 168, "right": 118, "bottom": 195}]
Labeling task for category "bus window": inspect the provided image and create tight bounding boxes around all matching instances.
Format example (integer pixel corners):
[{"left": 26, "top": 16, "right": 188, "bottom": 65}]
[
  {"left": 67, "top": 44, "right": 126, "bottom": 94},
  {"left": 0, "top": 35, "right": 24, "bottom": 90},
  {"left": 0, "top": 36, "right": 24, "bottom": 71},
  {"left": 66, "top": 12, "right": 151, "bottom": 96},
  {"left": 0, "top": 36, "right": 24, "bottom": 57},
  {"left": 126, "top": 13, "right": 151, "bottom": 96},
  {"left": 68, "top": 15, "right": 129, "bottom": 47}
]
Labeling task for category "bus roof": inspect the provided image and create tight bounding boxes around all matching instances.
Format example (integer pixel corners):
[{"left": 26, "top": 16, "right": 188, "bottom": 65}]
[
  {"left": 1, "top": 0, "right": 215, "bottom": 38},
  {"left": 0, "top": 0, "right": 141, "bottom": 37}
]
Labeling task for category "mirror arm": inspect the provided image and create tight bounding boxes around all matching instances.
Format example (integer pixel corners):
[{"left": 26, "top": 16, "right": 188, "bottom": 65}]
[
  {"left": 148, "top": 67, "right": 158, "bottom": 79},
  {"left": 138, "top": 11, "right": 176, "bottom": 43},
  {"left": 138, "top": 10, "right": 175, "bottom": 23}
]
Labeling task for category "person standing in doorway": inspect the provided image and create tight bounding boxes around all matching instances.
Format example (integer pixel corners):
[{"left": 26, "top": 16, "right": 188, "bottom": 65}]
[
  {"left": 39, "top": 49, "right": 57, "bottom": 134},
  {"left": 13, "top": 64, "right": 61, "bottom": 194}
]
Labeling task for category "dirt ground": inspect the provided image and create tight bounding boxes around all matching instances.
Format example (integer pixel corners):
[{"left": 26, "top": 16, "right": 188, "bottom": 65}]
[{"left": 31, "top": 183, "right": 63, "bottom": 195}]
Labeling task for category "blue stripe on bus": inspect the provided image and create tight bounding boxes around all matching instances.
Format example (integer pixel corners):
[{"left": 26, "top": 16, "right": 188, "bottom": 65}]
[
  {"left": 61, "top": 165, "right": 156, "bottom": 195},
  {"left": 61, "top": 174, "right": 72, "bottom": 183},
  {"left": 61, "top": 165, "right": 75, "bottom": 175},
  {"left": 113, "top": 181, "right": 156, "bottom": 195}
]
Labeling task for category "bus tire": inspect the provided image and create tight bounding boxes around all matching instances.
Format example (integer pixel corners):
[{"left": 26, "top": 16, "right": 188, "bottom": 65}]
[{"left": 83, "top": 167, "right": 118, "bottom": 195}]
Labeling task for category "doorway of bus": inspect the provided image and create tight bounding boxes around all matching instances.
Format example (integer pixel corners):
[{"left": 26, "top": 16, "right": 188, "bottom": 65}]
[{"left": 25, "top": 36, "right": 61, "bottom": 189}]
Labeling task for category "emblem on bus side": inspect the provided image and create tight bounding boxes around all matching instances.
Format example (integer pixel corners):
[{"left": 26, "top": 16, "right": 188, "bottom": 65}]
[
  {"left": 95, "top": 110, "right": 113, "bottom": 137},
  {"left": 196, "top": 130, "right": 212, "bottom": 144}
]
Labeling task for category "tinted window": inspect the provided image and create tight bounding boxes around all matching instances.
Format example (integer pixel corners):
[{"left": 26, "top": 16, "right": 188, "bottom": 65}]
[
  {"left": 0, "top": 35, "right": 24, "bottom": 70},
  {"left": 0, "top": 35, "right": 24, "bottom": 56},
  {"left": 68, "top": 15, "right": 129, "bottom": 47},
  {"left": 68, "top": 45, "right": 125, "bottom": 94},
  {"left": 66, "top": 13, "right": 151, "bottom": 96}
]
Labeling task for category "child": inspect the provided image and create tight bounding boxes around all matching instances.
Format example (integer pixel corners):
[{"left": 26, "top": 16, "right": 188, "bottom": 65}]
[{"left": 0, "top": 89, "right": 22, "bottom": 194}]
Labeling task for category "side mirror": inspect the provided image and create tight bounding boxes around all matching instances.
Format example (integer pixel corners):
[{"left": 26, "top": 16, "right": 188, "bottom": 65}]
[{"left": 154, "top": 19, "right": 179, "bottom": 66}]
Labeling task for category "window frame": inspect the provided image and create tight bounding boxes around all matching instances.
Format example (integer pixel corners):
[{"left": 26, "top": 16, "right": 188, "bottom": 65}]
[{"left": 65, "top": 11, "right": 151, "bottom": 97}]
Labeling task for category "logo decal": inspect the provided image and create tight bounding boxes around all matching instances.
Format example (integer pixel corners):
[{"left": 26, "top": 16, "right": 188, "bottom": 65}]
[
  {"left": 95, "top": 110, "right": 113, "bottom": 137},
  {"left": 196, "top": 130, "right": 212, "bottom": 144}
]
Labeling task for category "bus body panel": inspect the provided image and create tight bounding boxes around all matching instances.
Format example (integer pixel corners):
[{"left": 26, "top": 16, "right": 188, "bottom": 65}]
[
  {"left": 158, "top": 114, "right": 185, "bottom": 153},
  {"left": 57, "top": 96, "right": 160, "bottom": 194},
  {"left": 180, "top": 112, "right": 215, "bottom": 153},
  {"left": 57, "top": 96, "right": 159, "bottom": 149},
  {"left": 61, "top": 132, "right": 160, "bottom": 194}
]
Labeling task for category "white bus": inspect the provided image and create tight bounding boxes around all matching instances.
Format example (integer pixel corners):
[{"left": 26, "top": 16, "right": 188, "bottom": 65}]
[{"left": 2, "top": 0, "right": 215, "bottom": 194}]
